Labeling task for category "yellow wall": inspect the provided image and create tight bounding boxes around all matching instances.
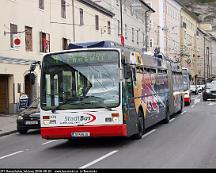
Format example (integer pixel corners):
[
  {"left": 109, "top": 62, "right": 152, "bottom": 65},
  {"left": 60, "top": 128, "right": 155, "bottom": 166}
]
[{"left": 180, "top": 9, "right": 198, "bottom": 81}]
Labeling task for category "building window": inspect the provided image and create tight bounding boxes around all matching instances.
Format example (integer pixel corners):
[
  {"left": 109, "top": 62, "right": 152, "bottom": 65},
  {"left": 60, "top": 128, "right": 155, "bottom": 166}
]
[
  {"left": 183, "top": 22, "right": 187, "bottom": 29},
  {"left": 39, "top": 0, "right": 44, "bottom": 10},
  {"left": 116, "top": 0, "right": 119, "bottom": 6},
  {"left": 95, "top": 15, "right": 99, "bottom": 31},
  {"left": 80, "top": 8, "right": 84, "bottom": 26},
  {"left": 125, "top": 24, "right": 128, "bottom": 40},
  {"left": 61, "top": 0, "right": 66, "bottom": 18},
  {"left": 40, "top": 32, "right": 50, "bottom": 53},
  {"left": 149, "top": 38, "right": 153, "bottom": 48},
  {"left": 62, "top": 38, "right": 70, "bottom": 50},
  {"left": 124, "top": 1, "right": 127, "bottom": 11},
  {"left": 143, "top": 32, "right": 145, "bottom": 47},
  {"left": 10, "top": 23, "right": 17, "bottom": 48},
  {"left": 17, "top": 83, "right": 21, "bottom": 93},
  {"left": 25, "top": 26, "right": 33, "bottom": 51},
  {"left": 107, "top": 21, "right": 111, "bottom": 34},
  {"left": 132, "top": 28, "right": 134, "bottom": 43},
  {"left": 137, "top": 30, "right": 139, "bottom": 45}
]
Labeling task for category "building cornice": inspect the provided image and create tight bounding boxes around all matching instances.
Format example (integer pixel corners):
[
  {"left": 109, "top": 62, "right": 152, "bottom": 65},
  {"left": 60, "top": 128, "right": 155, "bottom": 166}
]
[
  {"left": 0, "top": 56, "right": 36, "bottom": 65},
  {"left": 78, "top": 0, "right": 115, "bottom": 17},
  {"left": 139, "top": 0, "right": 155, "bottom": 13}
]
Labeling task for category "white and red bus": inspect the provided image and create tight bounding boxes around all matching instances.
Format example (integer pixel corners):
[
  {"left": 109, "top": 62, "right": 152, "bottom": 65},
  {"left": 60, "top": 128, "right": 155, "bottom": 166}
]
[
  {"left": 37, "top": 41, "right": 184, "bottom": 140},
  {"left": 182, "top": 68, "right": 191, "bottom": 105}
]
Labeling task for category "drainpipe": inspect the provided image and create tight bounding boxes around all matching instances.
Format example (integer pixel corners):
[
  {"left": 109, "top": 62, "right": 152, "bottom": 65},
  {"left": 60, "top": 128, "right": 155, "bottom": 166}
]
[
  {"left": 204, "top": 35, "right": 206, "bottom": 84},
  {"left": 72, "top": 0, "right": 75, "bottom": 42},
  {"left": 145, "top": 9, "right": 151, "bottom": 51}
]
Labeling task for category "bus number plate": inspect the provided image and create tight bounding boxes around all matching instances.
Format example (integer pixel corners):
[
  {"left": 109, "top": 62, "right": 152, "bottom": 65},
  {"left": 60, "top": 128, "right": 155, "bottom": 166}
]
[{"left": 71, "top": 132, "right": 90, "bottom": 137}]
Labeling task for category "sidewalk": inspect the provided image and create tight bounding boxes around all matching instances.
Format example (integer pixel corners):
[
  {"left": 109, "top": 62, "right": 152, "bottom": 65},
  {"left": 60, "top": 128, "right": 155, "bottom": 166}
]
[{"left": 0, "top": 114, "right": 18, "bottom": 137}]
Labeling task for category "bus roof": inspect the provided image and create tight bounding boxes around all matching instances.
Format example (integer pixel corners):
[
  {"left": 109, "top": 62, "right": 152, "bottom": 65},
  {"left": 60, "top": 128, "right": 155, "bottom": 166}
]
[{"left": 68, "top": 41, "right": 121, "bottom": 49}]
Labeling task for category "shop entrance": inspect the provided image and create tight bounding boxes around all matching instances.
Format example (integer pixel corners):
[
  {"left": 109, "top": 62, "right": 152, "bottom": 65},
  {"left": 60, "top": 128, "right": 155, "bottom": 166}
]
[
  {"left": 25, "top": 74, "right": 33, "bottom": 103},
  {"left": 0, "top": 76, "right": 9, "bottom": 114}
]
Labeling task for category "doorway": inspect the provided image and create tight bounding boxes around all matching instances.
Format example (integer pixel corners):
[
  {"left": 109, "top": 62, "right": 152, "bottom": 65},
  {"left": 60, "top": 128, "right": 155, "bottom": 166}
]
[
  {"left": 0, "top": 76, "right": 9, "bottom": 114},
  {"left": 25, "top": 74, "right": 33, "bottom": 103}
]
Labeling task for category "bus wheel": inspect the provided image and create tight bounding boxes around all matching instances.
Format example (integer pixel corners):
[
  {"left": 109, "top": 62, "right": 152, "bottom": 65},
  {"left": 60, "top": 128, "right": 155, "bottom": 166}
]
[
  {"left": 132, "top": 111, "right": 144, "bottom": 140},
  {"left": 178, "top": 99, "right": 183, "bottom": 114},
  {"left": 163, "top": 106, "right": 170, "bottom": 124}
]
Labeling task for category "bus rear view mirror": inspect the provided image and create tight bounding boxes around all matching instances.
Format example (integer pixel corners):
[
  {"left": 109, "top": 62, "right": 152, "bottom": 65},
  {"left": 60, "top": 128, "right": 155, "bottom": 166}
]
[{"left": 124, "top": 64, "right": 131, "bottom": 80}]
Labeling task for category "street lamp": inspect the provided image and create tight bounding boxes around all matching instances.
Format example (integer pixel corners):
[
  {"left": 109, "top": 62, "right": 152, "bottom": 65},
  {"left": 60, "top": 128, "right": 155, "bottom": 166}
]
[{"left": 120, "top": 0, "right": 124, "bottom": 46}]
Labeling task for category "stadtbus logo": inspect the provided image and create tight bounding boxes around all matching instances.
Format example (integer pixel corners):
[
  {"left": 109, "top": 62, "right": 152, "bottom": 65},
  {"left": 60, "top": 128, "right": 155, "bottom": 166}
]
[{"left": 61, "top": 113, "right": 96, "bottom": 125}]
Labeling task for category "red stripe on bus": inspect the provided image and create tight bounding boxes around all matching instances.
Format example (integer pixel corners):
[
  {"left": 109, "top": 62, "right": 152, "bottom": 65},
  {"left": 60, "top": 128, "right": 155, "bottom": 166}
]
[{"left": 41, "top": 125, "right": 127, "bottom": 139}]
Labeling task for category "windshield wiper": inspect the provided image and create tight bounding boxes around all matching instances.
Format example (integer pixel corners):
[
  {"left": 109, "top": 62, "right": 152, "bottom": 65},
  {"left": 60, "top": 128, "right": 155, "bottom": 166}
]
[{"left": 51, "top": 99, "right": 80, "bottom": 113}]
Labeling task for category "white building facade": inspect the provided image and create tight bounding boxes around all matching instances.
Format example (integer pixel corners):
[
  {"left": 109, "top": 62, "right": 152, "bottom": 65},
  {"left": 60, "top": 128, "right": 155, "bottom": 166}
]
[
  {"left": 0, "top": 0, "right": 114, "bottom": 114},
  {"left": 93, "top": 0, "right": 155, "bottom": 50},
  {"left": 144, "top": 0, "right": 182, "bottom": 60}
]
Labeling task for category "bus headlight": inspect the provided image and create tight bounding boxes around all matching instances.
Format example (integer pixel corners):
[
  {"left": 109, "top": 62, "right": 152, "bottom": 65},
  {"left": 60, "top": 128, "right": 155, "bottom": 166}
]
[
  {"left": 43, "top": 120, "right": 50, "bottom": 125},
  {"left": 112, "top": 117, "right": 119, "bottom": 122},
  {"left": 112, "top": 113, "right": 119, "bottom": 122}
]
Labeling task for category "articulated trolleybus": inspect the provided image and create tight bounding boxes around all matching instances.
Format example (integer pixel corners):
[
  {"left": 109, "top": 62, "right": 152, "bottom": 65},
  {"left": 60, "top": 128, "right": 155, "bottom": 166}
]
[{"left": 39, "top": 41, "right": 184, "bottom": 140}]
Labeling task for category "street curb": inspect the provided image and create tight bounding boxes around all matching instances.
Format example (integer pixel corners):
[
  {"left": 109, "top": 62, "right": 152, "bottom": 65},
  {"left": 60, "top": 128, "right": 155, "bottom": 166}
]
[{"left": 0, "top": 130, "right": 17, "bottom": 137}]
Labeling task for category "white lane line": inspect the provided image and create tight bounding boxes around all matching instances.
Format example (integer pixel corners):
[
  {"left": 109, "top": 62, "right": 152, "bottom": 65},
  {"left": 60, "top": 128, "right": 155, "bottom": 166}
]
[
  {"left": 79, "top": 150, "right": 119, "bottom": 169},
  {"left": 42, "top": 140, "right": 57, "bottom": 145},
  {"left": 192, "top": 95, "right": 201, "bottom": 100},
  {"left": 170, "top": 118, "right": 176, "bottom": 123},
  {"left": 208, "top": 103, "right": 216, "bottom": 106},
  {"left": 194, "top": 99, "right": 201, "bottom": 105},
  {"left": 142, "top": 129, "right": 157, "bottom": 139},
  {"left": 0, "top": 151, "right": 24, "bottom": 160},
  {"left": 181, "top": 111, "right": 187, "bottom": 115}
]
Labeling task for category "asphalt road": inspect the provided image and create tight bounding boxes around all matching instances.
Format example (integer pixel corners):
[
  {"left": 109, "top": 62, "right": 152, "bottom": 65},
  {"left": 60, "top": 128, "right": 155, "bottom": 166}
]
[{"left": 1, "top": 94, "right": 216, "bottom": 169}]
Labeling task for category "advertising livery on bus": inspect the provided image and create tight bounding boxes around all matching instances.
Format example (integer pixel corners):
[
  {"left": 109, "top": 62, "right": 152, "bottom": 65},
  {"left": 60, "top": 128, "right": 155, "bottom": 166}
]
[{"left": 37, "top": 41, "right": 184, "bottom": 140}]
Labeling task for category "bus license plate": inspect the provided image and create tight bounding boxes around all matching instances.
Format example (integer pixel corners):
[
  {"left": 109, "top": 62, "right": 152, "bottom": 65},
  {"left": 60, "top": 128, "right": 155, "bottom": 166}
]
[{"left": 72, "top": 132, "right": 90, "bottom": 137}]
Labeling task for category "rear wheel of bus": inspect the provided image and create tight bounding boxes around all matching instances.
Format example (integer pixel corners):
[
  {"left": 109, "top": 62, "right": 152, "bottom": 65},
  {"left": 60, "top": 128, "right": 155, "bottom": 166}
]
[
  {"left": 163, "top": 105, "right": 170, "bottom": 124},
  {"left": 132, "top": 110, "right": 145, "bottom": 140},
  {"left": 178, "top": 98, "right": 184, "bottom": 114}
]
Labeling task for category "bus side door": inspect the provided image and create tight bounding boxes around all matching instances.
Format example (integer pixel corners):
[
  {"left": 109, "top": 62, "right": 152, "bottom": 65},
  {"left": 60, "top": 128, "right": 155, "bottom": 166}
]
[{"left": 124, "top": 67, "right": 139, "bottom": 136}]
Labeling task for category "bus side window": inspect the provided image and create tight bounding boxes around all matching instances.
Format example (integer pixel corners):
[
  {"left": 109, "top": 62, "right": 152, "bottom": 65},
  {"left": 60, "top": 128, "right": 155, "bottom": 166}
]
[{"left": 132, "top": 67, "right": 137, "bottom": 82}]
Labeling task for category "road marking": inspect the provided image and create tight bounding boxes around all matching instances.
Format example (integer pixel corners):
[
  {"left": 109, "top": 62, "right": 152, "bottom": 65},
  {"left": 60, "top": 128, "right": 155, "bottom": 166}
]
[
  {"left": 42, "top": 140, "right": 57, "bottom": 145},
  {"left": 194, "top": 99, "right": 201, "bottom": 105},
  {"left": 79, "top": 150, "right": 119, "bottom": 169},
  {"left": 181, "top": 111, "right": 187, "bottom": 115},
  {"left": 192, "top": 95, "right": 201, "bottom": 100},
  {"left": 0, "top": 151, "right": 24, "bottom": 160},
  {"left": 208, "top": 103, "right": 216, "bottom": 106},
  {"left": 142, "top": 129, "right": 157, "bottom": 139},
  {"left": 170, "top": 118, "right": 176, "bottom": 123}
]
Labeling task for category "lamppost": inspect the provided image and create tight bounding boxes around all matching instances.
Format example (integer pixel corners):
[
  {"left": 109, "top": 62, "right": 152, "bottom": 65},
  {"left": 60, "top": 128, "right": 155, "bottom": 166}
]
[
  {"left": 120, "top": 0, "right": 124, "bottom": 46},
  {"left": 204, "top": 35, "right": 206, "bottom": 84}
]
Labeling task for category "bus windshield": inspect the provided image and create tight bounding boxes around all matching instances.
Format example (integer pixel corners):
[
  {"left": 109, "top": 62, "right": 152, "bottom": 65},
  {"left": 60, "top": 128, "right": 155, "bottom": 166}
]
[
  {"left": 182, "top": 71, "right": 190, "bottom": 91},
  {"left": 41, "top": 50, "right": 120, "bottom": 111}
]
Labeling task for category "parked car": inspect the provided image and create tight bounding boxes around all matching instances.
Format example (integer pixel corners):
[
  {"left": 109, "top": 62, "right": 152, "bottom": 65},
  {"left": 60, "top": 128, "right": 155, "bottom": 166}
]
[
  {"left": 17, "top": 98, "right": 40, "bottom": 134},
  {"left": 203, "top": 83, "right": 216, "bottom": 101},
  {"left": 190, "top": 85, "right": 198, "bottom": 95}
]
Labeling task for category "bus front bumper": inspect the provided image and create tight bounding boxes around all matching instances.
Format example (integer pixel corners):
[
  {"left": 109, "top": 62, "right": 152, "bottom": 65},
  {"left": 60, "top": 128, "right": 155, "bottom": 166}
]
[{"left": 41, "top": 125, "right": 127, "bottom": 139}]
